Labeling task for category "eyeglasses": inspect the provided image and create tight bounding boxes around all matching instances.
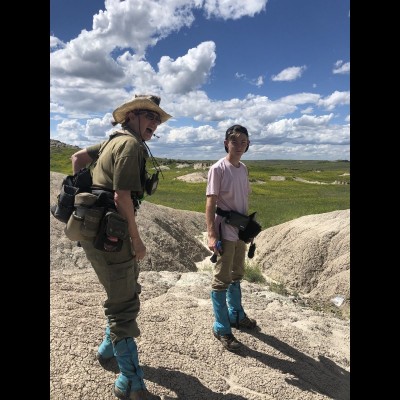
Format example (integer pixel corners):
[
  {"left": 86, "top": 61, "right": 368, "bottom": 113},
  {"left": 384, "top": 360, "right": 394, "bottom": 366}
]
[{"left": 135, "top": 111, "right": 161, "bottom": 125}]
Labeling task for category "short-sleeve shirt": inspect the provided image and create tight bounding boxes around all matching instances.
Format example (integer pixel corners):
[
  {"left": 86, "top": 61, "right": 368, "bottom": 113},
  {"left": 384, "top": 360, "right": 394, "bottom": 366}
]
[
  {"left": 206, "top": 157, "right": 251, "bottom": 241},
  {"left": 89, "top": 128, "right": 148, "bottom": 197}
]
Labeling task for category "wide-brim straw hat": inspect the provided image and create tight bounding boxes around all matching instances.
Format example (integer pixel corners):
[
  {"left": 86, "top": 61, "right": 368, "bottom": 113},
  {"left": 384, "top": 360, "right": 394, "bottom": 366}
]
[{"left": 112, "top": 94, "right": 172, "bottom": 124}]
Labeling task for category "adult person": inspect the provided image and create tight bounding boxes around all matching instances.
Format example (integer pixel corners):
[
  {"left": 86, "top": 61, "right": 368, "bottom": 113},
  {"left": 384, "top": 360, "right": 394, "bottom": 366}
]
[
  {"left": 205, "top": 124, "right": 257, "bottom": 352},
  {"left": 70, "top": 95, "right": 172, "bottom": 400}
]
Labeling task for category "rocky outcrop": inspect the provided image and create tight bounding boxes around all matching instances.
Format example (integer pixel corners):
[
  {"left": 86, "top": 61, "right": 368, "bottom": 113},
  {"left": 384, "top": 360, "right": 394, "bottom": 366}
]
[
  {"left": 252, "top": 209, "right": 350, "bottom": 302},
  {"left": 50, "top": 138, "right": 80, "bottom": 149}
]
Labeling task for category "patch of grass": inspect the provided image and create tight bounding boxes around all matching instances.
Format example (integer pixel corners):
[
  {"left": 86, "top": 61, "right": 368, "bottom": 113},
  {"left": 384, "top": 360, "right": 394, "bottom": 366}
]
[
  {"left": 269, "top": 281, "right": 289, "bottom": 296},
  {"left": 266, "top": 280, "right": 350, "bottom": 320},
  {"left": 301, "top": 298, "right": 350, "bottom": 320},
  {"left": 50, "top": 147, "right": 77, "bottom": 175},
  {"left": 243, "top": 263, "right": 266, "bottom": 284}
]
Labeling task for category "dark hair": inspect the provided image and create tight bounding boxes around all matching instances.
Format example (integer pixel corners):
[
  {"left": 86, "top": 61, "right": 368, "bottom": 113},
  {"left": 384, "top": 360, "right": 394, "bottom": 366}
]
[
  {"left": 112, "top": 116, "right": 130, "bottom": 127},
  {"left": 225, "top": 124, "right": 248, "bottom": 140},
  {"left": 224, "top": 125, "right": 249, "bottom": 153}
]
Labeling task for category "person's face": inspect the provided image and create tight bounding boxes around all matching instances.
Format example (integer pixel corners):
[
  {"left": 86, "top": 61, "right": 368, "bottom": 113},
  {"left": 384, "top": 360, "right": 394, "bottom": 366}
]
[
  {"left": 128, "top": 110, "right": 161, "bottom": 141},
  {"left": 225, "top": 133, "right": 249, "bottom": 156}
]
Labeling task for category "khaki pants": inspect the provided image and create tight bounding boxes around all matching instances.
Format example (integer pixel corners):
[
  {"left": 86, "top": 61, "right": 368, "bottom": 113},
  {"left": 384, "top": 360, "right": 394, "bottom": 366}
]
[
  {"left": 80, "top": 237, "right": 141, "bottom": 344},
  {"left": 211, "top": 239, "right": 246, "bottom": 290}
]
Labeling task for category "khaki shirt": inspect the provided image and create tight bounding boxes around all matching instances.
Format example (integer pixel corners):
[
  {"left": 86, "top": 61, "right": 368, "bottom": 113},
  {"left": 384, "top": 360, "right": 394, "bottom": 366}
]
[{"left": 88, "top": 128, "right": 149, "bottom": 197}]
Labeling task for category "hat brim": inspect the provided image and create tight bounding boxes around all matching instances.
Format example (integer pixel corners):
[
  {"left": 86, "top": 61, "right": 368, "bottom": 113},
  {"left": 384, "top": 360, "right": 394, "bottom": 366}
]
[{"left": 113, "top": 98, "right": 172, "bottom": 124}]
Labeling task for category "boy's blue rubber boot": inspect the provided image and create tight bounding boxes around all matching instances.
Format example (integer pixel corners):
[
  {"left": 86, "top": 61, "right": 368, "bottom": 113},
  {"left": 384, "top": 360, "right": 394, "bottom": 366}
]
[
  {"left": 113, "top": 337, "right": 162, "bottom": 400},
  {"left": 211, "top": 290, "right": 241, "bottom": 351},
  {"left": 227, "top": 281, "right": 257, "bottom": 329},
  {"left": 96, "top": 324, "right": 114, "bottom": 362},
  {"left": 210, "top": 290, "right": 231, "bottom": 336}
]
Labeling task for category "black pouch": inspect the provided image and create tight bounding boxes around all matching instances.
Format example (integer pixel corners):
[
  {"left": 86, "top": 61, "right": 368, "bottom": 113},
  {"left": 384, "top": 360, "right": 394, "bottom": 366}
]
[
  {"left": 73, "top": 168, "right": 92, "bottom": 192},
  {"left": 145, "top": 171, "right": 159, "bottom": 195},
  {"left": 239, "top": 213, "right": 262, "bottom": 243},
  {"left": 51, "top": 184, "right": 78, "bottom": 223},
  {"left": 225, "top": 211, "right": 250, "bottom": 231},
  {"left": 93, "top": 211, "right": 128, "bottom": 252},
  {"left": 59, "top": 168, "right": 93, "bottom": 195}
]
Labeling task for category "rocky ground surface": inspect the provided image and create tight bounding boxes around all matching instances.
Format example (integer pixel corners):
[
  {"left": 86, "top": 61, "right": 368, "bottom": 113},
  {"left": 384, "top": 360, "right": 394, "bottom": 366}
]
[{"left": 50, "top": 171, "right": 350, "bottom": 400}]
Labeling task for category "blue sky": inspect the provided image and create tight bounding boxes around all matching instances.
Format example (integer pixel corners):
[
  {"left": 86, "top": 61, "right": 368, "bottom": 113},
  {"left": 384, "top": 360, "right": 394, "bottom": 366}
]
[{"left": 50, "top": 0, "right": 350, "bottom": 161}]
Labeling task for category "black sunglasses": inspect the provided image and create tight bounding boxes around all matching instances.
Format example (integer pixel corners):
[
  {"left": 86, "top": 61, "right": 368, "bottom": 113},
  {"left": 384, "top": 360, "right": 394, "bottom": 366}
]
[{"left": 135, "top": 111, "right": 161, "bottom": 124}]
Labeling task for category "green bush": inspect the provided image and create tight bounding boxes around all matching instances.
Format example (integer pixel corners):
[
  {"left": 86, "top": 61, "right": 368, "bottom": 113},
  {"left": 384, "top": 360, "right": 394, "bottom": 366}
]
[{"left": 243, "top": 263, "right": 266, "bottom": 284}]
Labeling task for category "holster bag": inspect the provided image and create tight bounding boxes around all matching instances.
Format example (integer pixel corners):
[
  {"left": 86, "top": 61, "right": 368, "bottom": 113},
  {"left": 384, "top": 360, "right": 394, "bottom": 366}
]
[
  {"left": 64, "top": 193, "right": 104, "bottom": 241},
  {"left": 93, "top": 211, "right": 128, "bottom": 252},
  {"left": 73, "top": 168, "right": 92, "bottom": 192},
  {"left": 238, "top": 212, "right": 262, "bottom": 243},
  {"left": 51, "top": 168, "right": 93, "bottom": 223},
  {"left": 51, "top": 184, "right": 78, "bottom": 223},
  {"left": 62, "top": 168, "right": 93, "bottom": 193},
  {"left": 225, "top": 211, "right": 250, "bottom": 231}
]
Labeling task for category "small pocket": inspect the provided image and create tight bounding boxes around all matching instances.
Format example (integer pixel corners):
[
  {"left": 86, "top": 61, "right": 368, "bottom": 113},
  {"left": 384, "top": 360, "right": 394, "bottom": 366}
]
[
  {"left": 93, "top": 211, "right": 128, "bottom": 252},
  {"left": 64, "top": 206, "right": 105, "bottom": 241},
  {"left": 80, "top": 207, "right": 104, "bottom": 237},
  {"left": 105, "top": 212, "right": 128, "bottom": 240}
]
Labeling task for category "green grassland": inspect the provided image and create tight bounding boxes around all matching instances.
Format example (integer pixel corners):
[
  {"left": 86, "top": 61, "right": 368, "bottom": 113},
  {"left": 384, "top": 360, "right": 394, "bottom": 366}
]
[
  {"left": 50, "top": 146, "right": 349, "bottom": 229},
  {"left": 50, "top": 146, "right": 79, "bottom": 174}
]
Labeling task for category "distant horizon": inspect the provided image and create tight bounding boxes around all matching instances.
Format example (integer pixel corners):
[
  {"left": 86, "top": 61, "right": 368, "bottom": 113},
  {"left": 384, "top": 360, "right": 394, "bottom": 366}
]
[{"left": 50, "top": 137, "right": 349, "bottom": 163}]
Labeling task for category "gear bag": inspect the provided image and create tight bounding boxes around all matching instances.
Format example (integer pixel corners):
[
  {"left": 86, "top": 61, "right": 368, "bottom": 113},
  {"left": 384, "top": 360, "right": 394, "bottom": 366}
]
[
  {"left": 51, "top": 135, "right": 117, "bottom": 224},
  {"left": 216, "top": 207, "right": 262, "bottom": 243},
  {"left": 64, "top": 193, "right": 105, "bottom": 241},
  {"left": 225, "top": 210, "right": 250, "bottom": 231},
  {"left": 51, "top": 168, "right": 93, "bottom": 223},
  {"left": 238, "top": 212, "right": 262, "bottom": 243}
]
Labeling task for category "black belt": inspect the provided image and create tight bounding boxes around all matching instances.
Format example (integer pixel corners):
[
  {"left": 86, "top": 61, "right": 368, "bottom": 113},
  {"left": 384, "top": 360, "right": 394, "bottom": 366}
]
[
  {"left": 216, "top": 207, "right": 230, "bottom": 217},
  {"left": 91, "top": 189, "right": 116, "bottom": 210},
  {"left": 91, "top": 188, "right": 141, "bottom": 211}
]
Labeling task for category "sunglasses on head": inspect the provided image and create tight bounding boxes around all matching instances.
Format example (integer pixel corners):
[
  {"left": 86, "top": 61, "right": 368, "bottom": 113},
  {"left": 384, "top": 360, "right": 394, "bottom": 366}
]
[{"left": 135, "top": 110, "right": 161, "bottom": 124}]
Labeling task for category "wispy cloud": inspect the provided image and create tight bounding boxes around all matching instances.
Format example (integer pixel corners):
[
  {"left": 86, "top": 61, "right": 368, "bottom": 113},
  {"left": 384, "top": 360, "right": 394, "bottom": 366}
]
[
  {"left": 271, "top": 66, "right": 307, "bottom": 82},
  {"left": 333, "top": 60, "right": 350, "bottom": 74}
]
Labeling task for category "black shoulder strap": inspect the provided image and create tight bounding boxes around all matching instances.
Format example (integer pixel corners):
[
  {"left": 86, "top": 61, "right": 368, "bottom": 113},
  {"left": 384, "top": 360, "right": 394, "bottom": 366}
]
[{"left": 91, "top": 132, "right": 120, "bottom": 169}]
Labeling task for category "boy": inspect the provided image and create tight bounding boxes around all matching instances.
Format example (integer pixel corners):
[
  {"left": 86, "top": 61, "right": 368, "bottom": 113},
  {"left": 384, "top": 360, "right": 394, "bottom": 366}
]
[{"left": 205, "top": 125, "right": 257, "bottom": 352}]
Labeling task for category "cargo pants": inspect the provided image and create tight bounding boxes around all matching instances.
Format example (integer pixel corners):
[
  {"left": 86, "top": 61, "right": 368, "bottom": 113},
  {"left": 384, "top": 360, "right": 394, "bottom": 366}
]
[
  {"left": 211, "top": 239, "right": 246, "bottom": 290},
  {"left": 80, "top": 236, "right": 141, "bottom": 344}
]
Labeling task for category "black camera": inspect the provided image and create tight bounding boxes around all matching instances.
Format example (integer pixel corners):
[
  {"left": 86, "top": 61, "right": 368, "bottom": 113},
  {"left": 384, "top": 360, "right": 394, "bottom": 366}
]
[{"left": 145, "top": 171, "right": 159, "bottom": 195}]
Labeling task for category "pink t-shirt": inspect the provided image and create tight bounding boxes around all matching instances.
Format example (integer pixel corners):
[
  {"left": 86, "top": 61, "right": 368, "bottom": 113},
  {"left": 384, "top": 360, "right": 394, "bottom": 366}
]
[{"left": 206, "top": 157, "right": 251, "bottom": 241}]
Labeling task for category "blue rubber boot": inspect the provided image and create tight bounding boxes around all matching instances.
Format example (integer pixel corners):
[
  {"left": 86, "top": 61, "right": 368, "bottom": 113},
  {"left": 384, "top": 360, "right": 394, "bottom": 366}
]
[
  {"left": 210, "top": 290, "right": 231, "bottom": 335},
  {"left": 113, "top": 337, "right": 146, "bottom": 399},
  {"left": 227, "top": 281, "right": 245, "bottom": 326},
  {"left": 96, "top": 324, "right": 114, "bottom": 362},
  {"left": 211, "top": 290, "right": 241, "bottom": 351},
  {"left": 227, "top": 281, "right": 257, "bottom": 329}
]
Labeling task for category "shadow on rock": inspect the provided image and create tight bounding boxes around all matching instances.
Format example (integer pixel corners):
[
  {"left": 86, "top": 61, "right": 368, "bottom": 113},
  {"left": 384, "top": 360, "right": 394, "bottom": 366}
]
[
  {"left": 143, "top": 365, "right": 248, "bottom": 400},
  {"left": 237, "top": 330, "right": 350, "bottom": 400}
]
